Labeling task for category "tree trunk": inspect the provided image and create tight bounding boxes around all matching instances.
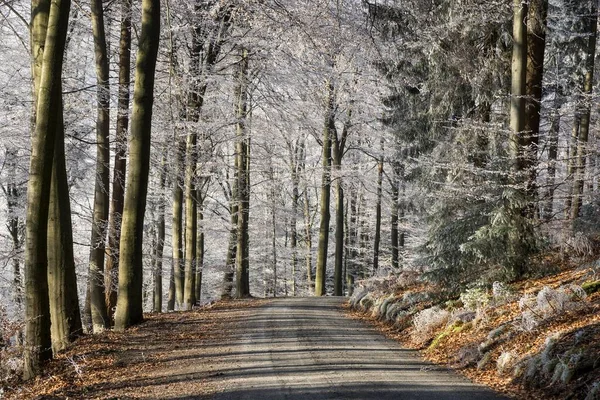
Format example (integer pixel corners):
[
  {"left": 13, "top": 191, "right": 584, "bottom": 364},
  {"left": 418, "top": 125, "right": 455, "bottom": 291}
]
[
  {"left": 172, "top": 136, "right": 185, "bottom": 309},
  {"left": 88, "top": 0, "right": 111, "bottom": 332},
  {"left": 114, "top": 0, "right": 160, "bottom": 331},
  {"left": 347, "top": 177, "right": 359, "bottom": 281},
  {"left": 290, "top": 145, "right": 299, "bottom": 296},
  {"left": 358, "top": 185, "right": 370, "bottom": 278},
  {"left": 565, "top": 117, "right": 580, "bottom": 219},
  {"left": 570, "top": 0, "right": 597, "bottom": 221},
  {"left": 196, "top": 201, "right": 204, "bottom": 303},
  {"left": 544, "top": 90, "right": 561, "bottom": 221},
  {"left": 298, "top": 140, "right": 314, "bottom": 292},
  {"left": 105, "top": 0, "right": 132, "bottom": 321},
  {"left": 315, "top": 81, "right": 334, "bottom": 296},
  {"left": 331, "top": 111, "right": 349, "bottom": 296},
  {"left": 235, "top": 47, "right": 251, "bottom": 298},
  {"left": 373, "top": 145, "right": 384, "bottom": 272},
  {"left": 271, "top": 166, "right": 278, "bottom": 297},
  {"left": 222, "top": 165, "right": 238, "bottom": 298},
  {"left": 523, "top": 0, "right": 548, "bottom": 205},
  {"left": 153, "top": 149, "right": 167, "bottom": 313},
  {"left": 47, "top": 107, "right": 82, "bottom": 353},
  {"left": 333, "top": 174, "right": 344, "bottom": 295},
  {"left": 303, "top": 187, "right": 313, "bottom": 292},
  {"left": 390, "top": 162, "right": 400, "bottom": 270},
  {"left": 183, "top": 129, "right": 198, "bottom": 310},
  {"left": 24, "top": 0, "right": 71, "bottom": 379},
  {"left": 5, "top": 149, "right": 23, "bottom": 308},
  {"left": 509, "top": 0, "right": 528, "bottom": 176}
]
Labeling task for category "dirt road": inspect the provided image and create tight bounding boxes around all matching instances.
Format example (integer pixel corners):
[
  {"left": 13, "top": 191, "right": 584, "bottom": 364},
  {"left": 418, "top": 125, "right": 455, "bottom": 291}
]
[
  {"left": 208, "top": 297, "right": 506, "bottom": 400},
  {"left": 5, "top": 297, "right": 508, "bottom": 399}
]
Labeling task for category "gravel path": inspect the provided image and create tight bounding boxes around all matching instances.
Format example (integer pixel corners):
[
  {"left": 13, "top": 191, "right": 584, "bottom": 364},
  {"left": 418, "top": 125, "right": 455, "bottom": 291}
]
[{"left": 207, "top": 297, "right": 507, "bottom": 400}]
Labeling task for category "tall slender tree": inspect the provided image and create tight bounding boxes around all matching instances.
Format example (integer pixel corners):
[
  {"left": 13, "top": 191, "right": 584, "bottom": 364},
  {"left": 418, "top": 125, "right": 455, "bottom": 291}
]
[
  {"left": 523, "top": 0, "right": 548, "bottom": 207},
  {"left": 114, "top": 0, "right": 160, "bottom": 331},
  {"left": 24, "top": 0, "right": 71, "bottom": 379},
  {"left": 331, "top": 112, "right": 350, "bottom": 295},
  {"left": 47, "top": 106, "right": 82, "bottom": 353},
  {"left": 235, "top": 46, "right": 251, "bottom": 298},
  {"left": 315, "top": 80, "right": 334, "bottom": 296},
  {"left": 106, "top": 0, "right": 132, "bottom": 320},
  {"left": 153, "top": 148, "right": 167, "bottom": 313},
  {"left": 570, "top": 0, "right": 597, "bottom": 222},
  {"left": 88, "top": 0, "right": 111, "bottom": 332},
  {"left": 510, "top": 0, "right": 528, "bottom": 176}
]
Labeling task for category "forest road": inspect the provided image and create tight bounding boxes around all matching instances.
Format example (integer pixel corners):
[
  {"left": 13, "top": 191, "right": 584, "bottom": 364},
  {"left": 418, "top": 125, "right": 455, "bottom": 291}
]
[{"left": 207, "top": 297, "right": 507, "bottom": 400}]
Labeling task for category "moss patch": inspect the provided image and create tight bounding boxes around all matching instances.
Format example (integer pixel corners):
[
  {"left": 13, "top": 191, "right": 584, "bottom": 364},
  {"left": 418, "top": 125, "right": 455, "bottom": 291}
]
[
  {"left": 428, "top": 321, "right": 471, "bottom": 351},
  {"left": 582, "top": 280, "right": 600, "bottom": 295}
]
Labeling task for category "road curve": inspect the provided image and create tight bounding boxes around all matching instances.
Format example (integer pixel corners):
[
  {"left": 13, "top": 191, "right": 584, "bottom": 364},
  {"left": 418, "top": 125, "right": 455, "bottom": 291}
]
[{"left": 208, "top": 297, "right": 507, "bottom": 400}]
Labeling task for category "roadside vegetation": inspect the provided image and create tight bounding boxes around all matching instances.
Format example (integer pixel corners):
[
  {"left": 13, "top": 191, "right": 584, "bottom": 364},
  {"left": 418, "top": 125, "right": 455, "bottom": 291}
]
[{"left": 349, "top": 256, "right": 600, "bottom": 399}]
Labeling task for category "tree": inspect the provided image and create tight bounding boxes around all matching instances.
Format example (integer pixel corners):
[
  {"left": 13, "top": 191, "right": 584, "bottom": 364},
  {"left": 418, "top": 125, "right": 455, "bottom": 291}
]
[
  {"left": 153, "top": 148, "right": 167, "bottom": 313},
  {"left": 372, "top": 139, "right": 384, "bottom": 273},
  {"left": 114, "top": 0, "right": 161, "bottom": 331},
  {"left": 510, "top": 0, "right": 528, "bottom": 177},
  {"left": 24, "top": 0, "right": 71, "bottom": 379},
  {"left": 47, "top": 107, "right": 82, "bottom": 353},
  {"left": 88, "top": 0, "right": 111, "bottom": 332},
  {"left": 106, "top": 0, "right": 132, "bottom": 322},
  {"left": 315, "top": 80, "right": 334, "bottom": 296},
  {"left": 331, "top": 110, "right": 350, "bottom": 295},
  {"left": 569, "top": 0, "right": 597, "bottom": 222},
  {"left": 235, "top": 46, "right": 251, "bottom": 298},
  {"left": 523, "top": 0, "right": 549, "bottom": 208}
]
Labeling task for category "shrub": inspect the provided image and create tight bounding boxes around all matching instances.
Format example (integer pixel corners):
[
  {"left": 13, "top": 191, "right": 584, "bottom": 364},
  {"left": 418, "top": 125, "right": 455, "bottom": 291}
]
[
  {"left": 459, "top": 287, "right": 489, "bottom": 311},
  {"left": 412, "top": 306, "right": 450, "bottom": 343},
  {"left": 492, "top": 281, "right": 514, "bottom": 304},
  {"left": 517, "top": 285, "right": 587, "bottom": 331},
  {"left": 497, "top": 351, "right": 518, "bottom": 375},
  {"left": 0, "top": 305, "right": 23, "bottom": 386}
]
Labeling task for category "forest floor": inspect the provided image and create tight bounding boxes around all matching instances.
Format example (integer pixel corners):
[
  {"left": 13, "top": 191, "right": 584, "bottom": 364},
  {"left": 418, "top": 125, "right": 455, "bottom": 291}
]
[
  {"left": 2, "top": 299, "right": 267, "bottom": 400},
  {"left": 348, "top": 264, "right": 600, "bottom": 400},
  {"left": 3, "top": 297, "right": 506, "bottom": 400}
]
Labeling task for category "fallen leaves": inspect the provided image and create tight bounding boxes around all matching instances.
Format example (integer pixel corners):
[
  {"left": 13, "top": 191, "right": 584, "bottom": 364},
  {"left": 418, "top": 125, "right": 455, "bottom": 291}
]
[{"left": 2, "top": 299, "right": 268, "bottom": 400}]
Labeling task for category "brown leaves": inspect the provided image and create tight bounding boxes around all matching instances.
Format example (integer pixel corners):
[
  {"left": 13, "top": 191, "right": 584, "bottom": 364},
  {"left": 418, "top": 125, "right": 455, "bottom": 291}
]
[{"left": 3, "top": 299, "right": 267, "bottom": 400}]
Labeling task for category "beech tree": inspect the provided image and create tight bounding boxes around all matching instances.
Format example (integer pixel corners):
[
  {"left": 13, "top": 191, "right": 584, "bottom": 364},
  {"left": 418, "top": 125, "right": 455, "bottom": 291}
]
[
  {"left": 106, "top": 0, "right": 132, "bottom": 322},
  {"left": 114, "top": 0, "right": 160, "bottom": 331},
  {"left": 24, "top": 0, "right": 72, "bottom": 379},
  {"left": 88, "top": 0, "right": 111, "bottom": 332}
]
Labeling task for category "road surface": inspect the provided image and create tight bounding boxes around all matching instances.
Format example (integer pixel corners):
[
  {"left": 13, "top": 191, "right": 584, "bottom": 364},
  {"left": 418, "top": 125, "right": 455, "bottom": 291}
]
[{"left": 208, "top": 297, "right": 506, "bottom": 400}]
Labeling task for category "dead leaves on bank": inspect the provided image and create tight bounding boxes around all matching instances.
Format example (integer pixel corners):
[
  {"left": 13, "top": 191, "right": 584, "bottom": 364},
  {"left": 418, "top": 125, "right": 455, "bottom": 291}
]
[
  {"left": 346, "top": 267, "right": 600, "bottom": 400},
  {"left": 3, "top": 299, "right": 267, "bottom": 400}
]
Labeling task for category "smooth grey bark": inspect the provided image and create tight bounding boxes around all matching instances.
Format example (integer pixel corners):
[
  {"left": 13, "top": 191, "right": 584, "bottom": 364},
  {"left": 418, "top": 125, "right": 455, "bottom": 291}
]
[
  {"left": 24, "top": 0, "right": 71, "bottom": 380},
  {"left": 288, "top": 139, "right": 302, "bottom": 296},
  {"left": 389, "top": 162, "right": 401, "bottom": 270},
  {"left": 88, "top": 0, "right": 111, "bottom": 332},
  {"left": 3, "top": 149, "right": 23, "bottom": 308},
  {"left": 196, "top": 198, "right": 205, "bottom": 303},
  {"left": 564, "top": 117, "right": 580, "bottom": 220},
  {"left": 373, "top": 141, "right": 383, "bottom": 272},
  {"left": 544, "top": 74, "right": 561, "bottom": 221},
  {"left": 47, "top": 107, "right": 82, "bottom": 353},
  {"left": 106, "top": 0, "right": 132, "bottom": 322},
  {"left": 235, "top": 47, "right": 251, "bottom": 298},
  {"left": 509, "top": 0, "right": 527, "bottom": 174},
  {"left": 523, "top": 0, "right": 548, "bottom": 207},
  {"left": 570, "top": 0, "right": 597, "bottom": 221},
  {"left": 222, "top": 161, "right": 238, "bottom": 298},
  {"left": 114, "top": 0, "right": 160, "bottom": 331},
  {"left": 153, "top": 149, "right": 167, "bottom": 313},
  {"left": 315, "top": 81, "right": 334, "bottom": 296},
  {"left": 331, "top": 109, "right": 349, "bottom": 296},
  {"left": 172, "top": 135, "right": 185, "bottom": 309}
]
